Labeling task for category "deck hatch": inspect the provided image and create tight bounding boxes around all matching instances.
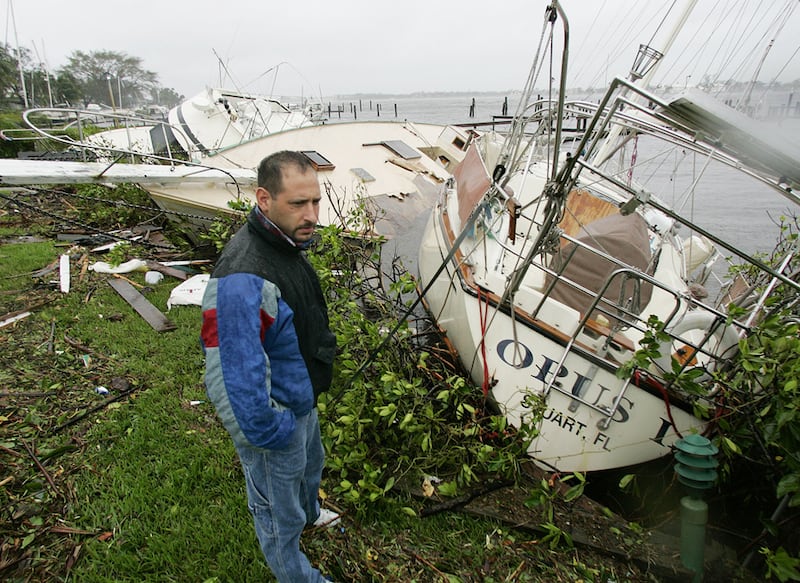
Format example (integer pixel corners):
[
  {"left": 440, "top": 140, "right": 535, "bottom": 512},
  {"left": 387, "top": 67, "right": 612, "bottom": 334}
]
[
  {"left": 350, "top": 167, "right": 376, "bottom": 182},
  {"left": 300, "top": 150, "right": 335, "bottom": 171},
  {"left": 364, "top": 140, "right": 421, "bottom": 160}
]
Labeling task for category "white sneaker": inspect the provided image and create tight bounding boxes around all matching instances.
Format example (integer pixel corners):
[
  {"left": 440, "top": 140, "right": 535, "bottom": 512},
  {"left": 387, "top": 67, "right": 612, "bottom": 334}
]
[{"left": 313, "top": 507, "right": 341, "bottom": 527}]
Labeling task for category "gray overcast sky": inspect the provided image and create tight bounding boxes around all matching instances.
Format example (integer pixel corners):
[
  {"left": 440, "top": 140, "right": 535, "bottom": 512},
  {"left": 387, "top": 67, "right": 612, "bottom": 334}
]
[{"left": 5, "top": 0, "right": 800, "bottom": 99}]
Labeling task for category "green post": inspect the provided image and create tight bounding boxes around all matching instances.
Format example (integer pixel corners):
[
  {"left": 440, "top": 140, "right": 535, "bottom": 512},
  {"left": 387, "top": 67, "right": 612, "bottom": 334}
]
[
  {"left": 680, "top": 496, "right": 708, "bottom": 582},
  {"left": 674, "top": 434, "right": 719, "bottom": 583}
]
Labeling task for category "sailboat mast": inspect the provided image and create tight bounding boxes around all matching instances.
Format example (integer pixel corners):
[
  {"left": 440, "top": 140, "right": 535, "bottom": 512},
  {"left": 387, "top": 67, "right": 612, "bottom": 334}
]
[
  {"left": 8, "top": 0, "right": 29, "bottom": 108},
  {"left": 549, "top": 0, "right": 569, "bottom": 183},
  {"left": 640, "top": 0, "right": 698, "bottom": 88},
  {"left": 31, "top": 39, "right": 53, "bottom": 108},
  {"left": 591, "top": 0, "right": 698, "bottom": 167}
]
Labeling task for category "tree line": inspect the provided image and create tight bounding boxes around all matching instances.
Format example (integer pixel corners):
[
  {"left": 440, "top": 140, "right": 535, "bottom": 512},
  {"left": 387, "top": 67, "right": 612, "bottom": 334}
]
[{"left": 0, "top": 43, "right": 183, "bottom": 111}]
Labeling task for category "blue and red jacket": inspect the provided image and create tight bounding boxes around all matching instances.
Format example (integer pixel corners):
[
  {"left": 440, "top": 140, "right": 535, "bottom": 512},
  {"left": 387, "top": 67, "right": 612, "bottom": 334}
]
[
  {"left": 200, "top": 208, "right": 336, "bottom": 450},
  {"left": 201, "top": 274, "right": 314, "bottom": 450}
]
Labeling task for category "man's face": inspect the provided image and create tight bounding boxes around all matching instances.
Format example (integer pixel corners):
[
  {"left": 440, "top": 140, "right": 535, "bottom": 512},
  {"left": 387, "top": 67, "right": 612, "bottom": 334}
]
[{"left": 256, "top": 165, "right": 321, "bottom": 243}]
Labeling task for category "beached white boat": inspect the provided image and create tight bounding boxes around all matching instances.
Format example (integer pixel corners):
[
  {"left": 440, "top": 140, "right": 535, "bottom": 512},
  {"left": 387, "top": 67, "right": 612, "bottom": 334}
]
[
  {"left": 4, "top": 67, "right": 474, "bottom": 238},
  {"left": 417, "top": 2, "right": 800, "bottom": 472},
  {"left": 142, "top": 120, "right": 472, "bottom": 237},
  {"left": 164, "top": 87, "right": 320, "bottom": 158},
  {"left": 19, "top": 87, "right": 321, "bottom": 163},
  {"left": 0, "top": 116, "right": 473, "bottom": 240}
]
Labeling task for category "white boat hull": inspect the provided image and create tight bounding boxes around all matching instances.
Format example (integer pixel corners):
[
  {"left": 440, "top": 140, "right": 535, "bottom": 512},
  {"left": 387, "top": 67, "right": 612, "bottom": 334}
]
[
  {"left": 418, "top": 206, "right": 708, "bottom": 472},
  {"left": 147, "top": 121, "right": 471, "bottom": 238}
]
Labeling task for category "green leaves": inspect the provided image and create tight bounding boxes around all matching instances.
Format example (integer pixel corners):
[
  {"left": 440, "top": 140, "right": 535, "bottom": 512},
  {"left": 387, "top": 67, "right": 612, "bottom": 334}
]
[
  {"left": 562, "top": 472, "right": 586, "bottom": 502},
  {"left": 761, "top": 546, "right": 800, "bottom": 582},
  {"left": 776, "top": 474, "right": 800, "bottom": 507},
  {"left": 105, "top": 241, "right": 131, "bottom": 267},
  {"left": 310, "top": 223, "right": 534, "bottom": 516}
]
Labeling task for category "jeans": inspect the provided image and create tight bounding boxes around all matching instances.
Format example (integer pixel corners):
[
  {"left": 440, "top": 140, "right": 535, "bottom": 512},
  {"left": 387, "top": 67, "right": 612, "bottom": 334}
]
[{"left": 235, "top": 408, "right": 327, "bottom": 582}]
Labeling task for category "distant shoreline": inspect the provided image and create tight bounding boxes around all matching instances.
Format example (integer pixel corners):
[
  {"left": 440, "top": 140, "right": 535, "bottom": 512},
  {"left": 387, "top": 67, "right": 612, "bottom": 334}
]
[
  {"left": 304, "top": 80, "right": 799, "bottom": 102},
  {"left": 329, "top": 90, "right": 519, "bottom": 100}
]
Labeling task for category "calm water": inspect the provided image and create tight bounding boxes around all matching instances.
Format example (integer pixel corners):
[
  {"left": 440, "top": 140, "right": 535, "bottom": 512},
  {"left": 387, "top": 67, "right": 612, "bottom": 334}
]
[
  {"left": 323, "top": 91, "right": 800, "bottom": 261},
  {"left": 325, "top": 93, "right": 512, "bottom": 125}
]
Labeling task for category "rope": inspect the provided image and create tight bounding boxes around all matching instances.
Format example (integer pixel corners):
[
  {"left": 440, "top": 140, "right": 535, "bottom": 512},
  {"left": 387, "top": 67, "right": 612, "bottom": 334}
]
[
  {"left": 626, "top": 134, "right": 639, "bottom": 187},
  {"left": 632, "top": 369, "right": 683, "bottom": 439}
]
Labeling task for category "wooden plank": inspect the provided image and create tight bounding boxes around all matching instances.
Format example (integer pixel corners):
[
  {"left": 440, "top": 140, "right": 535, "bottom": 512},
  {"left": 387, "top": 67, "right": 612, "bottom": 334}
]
[
  {"left": 0, "top": 311, "right": 31, "bottom": 329},
  {"left": 146, "top": 260, "right": 189, "bottom": 281},
  {"left": 107, "top": 278, "right": 176, "bottom": 332}
]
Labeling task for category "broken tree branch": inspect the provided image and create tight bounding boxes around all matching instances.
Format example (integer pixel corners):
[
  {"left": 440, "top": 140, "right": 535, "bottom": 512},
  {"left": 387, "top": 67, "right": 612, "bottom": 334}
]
[{"left": 21, "top": 439, "right": 59, "bottom": 494}]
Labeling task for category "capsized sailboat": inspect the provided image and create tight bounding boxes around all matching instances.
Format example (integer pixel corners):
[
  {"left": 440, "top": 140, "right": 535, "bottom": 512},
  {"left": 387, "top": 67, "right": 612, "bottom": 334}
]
[
  {"left": 141, "top": 120, "right": 474, "bottom": 238},
  {"left": 19, "top": 87, "right": 321, "bottom": 163},
  {"left": 1, "top": 113, "right": 474, "bottom": 240},
  {"left": 417, "top": 1, "right": 800, "bottom": 472}
]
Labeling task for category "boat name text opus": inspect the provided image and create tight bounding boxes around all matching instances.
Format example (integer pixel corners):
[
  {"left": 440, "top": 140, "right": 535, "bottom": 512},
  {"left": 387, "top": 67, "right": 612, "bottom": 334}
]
[{"left": 496, "top": 340, "right": 676, "bottom": 450}]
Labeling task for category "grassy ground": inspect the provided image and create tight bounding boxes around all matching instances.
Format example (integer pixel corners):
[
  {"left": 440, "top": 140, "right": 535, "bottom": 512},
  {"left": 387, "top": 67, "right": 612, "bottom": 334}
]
[{"left": 0, "top": 186, "right": 763, "bottom": 582}]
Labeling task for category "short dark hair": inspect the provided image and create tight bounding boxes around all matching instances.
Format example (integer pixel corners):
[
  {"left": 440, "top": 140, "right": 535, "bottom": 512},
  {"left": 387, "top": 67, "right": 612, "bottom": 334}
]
[{"left": 257, "top": 151, "right": 314, "bottom": 198}]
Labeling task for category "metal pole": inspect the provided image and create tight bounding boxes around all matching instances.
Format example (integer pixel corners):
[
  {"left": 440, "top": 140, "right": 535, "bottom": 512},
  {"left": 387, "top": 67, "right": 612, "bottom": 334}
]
[
  {"left": 9, "top": 0, "right": 29, "bottom": 108},
  {"left": 106, "top": 73, "right": 117, "bottom": 111},
  {"left": 680, "top": 496, "right": 708, "bottom": 582}
]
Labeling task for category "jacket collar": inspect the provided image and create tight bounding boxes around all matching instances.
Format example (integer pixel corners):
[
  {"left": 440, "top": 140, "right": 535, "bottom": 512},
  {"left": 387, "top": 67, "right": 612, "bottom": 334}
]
[{"left": 251, "top": 206, "right": 313, "bottom": 250}]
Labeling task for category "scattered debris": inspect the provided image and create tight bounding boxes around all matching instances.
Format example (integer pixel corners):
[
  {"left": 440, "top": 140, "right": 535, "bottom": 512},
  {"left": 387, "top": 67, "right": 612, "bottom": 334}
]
[
  {"left": 111, "top": 273, "right": 143, "bottom": 289},
  {"left": 30, "top": 258, "right": 60, "bottom": 279},
  {"left": 107, "top": 278, "right": 176, "bottom": 332},
  {"left": 64, "top": 333, "right": 106, "bottom": 358},
  {"left": 90, "top": 236, "right": 142, "bottom": 253},
  {"left": 166, "top": 274, "right": 209, "bottom": 310},
  {"left": 408, "top": 463, "right": 746, "bottom": 582},
  {"left": 144, "top": 271, "right": 164, "bottom": 285},
  {"left": 89, "top": 259, "right": 148, "bottom": 274},
  {"left": 59, "top": 254, "right": 70, "bottom": 293},
  {"left": 145, "top": 260, "right": 190, "bottom": 281},
  {"left": 0, "top": 310, "right": 31, "bottom": 329}
]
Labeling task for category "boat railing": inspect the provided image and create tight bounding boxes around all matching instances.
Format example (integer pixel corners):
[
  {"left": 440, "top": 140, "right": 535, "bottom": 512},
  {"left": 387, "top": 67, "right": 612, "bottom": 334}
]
[
  {"left": 20, "top": 108, "right": 198, "bottom": 165},
  {"left": 490, "top": 215, "right": 746, "bottom": 411},
  {"left": 486, "top": 98, "right": 598, "bottom": 138},
  {"left": 0, "top": 127, "right": 71, "bottom": 142},
  {"left": 537, "top": 262, "right": 742, "bottom": 419},
  {"left": 538, "top": 79, "right": 800, "bottom": 308}
]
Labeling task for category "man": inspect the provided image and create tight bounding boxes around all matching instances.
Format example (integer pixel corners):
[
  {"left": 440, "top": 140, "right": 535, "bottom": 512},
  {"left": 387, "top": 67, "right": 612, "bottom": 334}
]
[{"left": 200, "top": 151, "right": 338, "bottom": 582}]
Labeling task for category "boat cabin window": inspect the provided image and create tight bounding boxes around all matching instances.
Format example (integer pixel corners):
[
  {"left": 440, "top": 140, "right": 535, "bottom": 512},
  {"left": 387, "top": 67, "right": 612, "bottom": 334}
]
[
  {"left": 350, "top": 167, "right": 376, "bottom": 182},
  {"left": 365, "top": 140, "right": 421, "bottom": 160},
  {"left": 300, "top": 150, "right": 335, "bottom": 171},
  {"left": 451, "top": 136, "right": 466, "bottom": 150}
]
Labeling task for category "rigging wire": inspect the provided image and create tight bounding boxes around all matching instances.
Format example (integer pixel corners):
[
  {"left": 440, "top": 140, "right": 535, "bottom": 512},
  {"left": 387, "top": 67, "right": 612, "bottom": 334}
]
[
  {"left": 570, "top": 1, "right": 665, "bottom": 89},
  {"left": 742, "top": 1, "right": 798, "bottom": 110},
  {"left": 498, "top": 4, "right": 554, "bottom": 176},
  {"left": 653, "top": 0, "right": 726, "bottom": 88},
  {"left": 643, "top": 0, "right": 679, "bottom": 50},
  {"left": 655, "top": 0, "right": 798, "bottom": 95},
  {"left": 706, "top": 0, "right": 755, "bottom": 86}
]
